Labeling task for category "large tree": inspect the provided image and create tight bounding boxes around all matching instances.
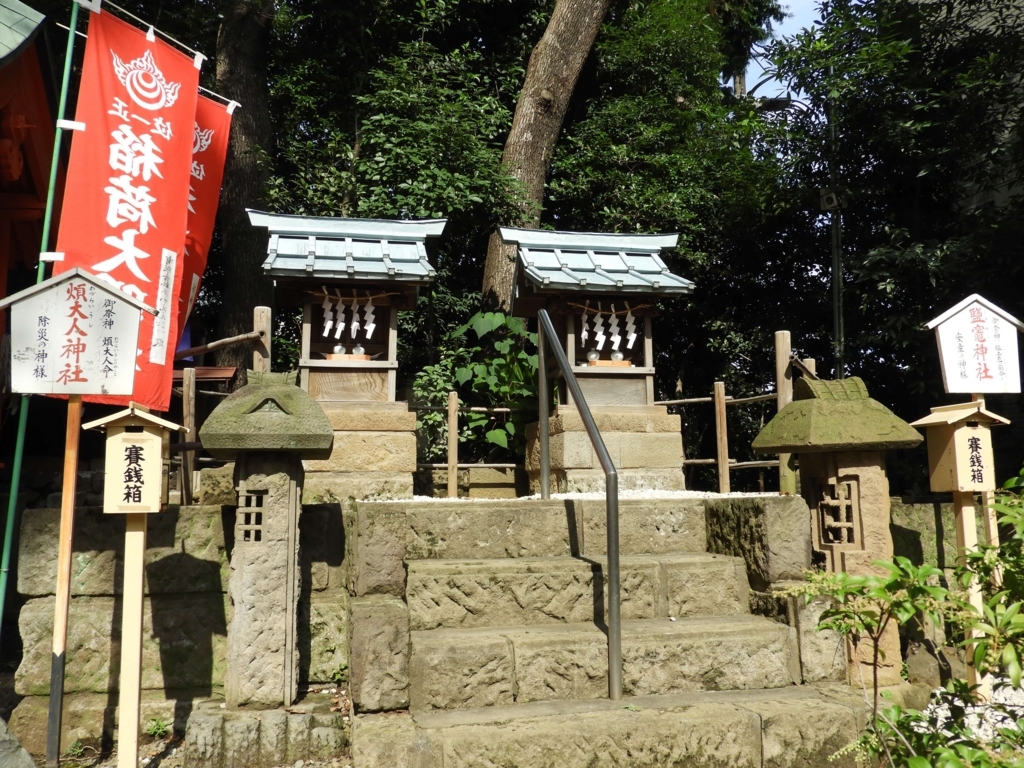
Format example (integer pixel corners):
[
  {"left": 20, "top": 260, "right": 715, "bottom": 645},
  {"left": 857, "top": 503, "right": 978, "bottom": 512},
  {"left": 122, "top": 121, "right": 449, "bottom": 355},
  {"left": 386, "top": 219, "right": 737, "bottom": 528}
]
[
  {"left": 480, "top": 0, "right": 613, "bottom": 309},
  {"left": 211, "top": 0, "right": 277, "bottom": 381}
]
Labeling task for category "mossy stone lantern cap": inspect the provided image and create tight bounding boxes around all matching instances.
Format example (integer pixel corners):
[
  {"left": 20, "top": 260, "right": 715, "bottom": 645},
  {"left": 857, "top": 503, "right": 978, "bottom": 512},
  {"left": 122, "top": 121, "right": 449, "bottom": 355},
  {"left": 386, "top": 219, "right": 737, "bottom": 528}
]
[
  {"left": 199, "top": 372, "right": 333, "bottom": 459},
  {"left": 752, "top": 377, "right": 923, "bottom": 454},
  {"left": 753, "top": 376, "right": 922, "bottom": 577}
]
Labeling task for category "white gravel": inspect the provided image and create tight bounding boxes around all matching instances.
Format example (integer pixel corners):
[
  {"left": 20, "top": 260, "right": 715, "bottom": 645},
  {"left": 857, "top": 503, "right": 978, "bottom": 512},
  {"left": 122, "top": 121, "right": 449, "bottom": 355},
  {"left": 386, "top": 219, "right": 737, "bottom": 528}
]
[
  {"left": 923, "top": 681, "right": 1024, "bottom": 742},
  {"left": 365, "top": 490, "right": 781, "bottom": 502}
]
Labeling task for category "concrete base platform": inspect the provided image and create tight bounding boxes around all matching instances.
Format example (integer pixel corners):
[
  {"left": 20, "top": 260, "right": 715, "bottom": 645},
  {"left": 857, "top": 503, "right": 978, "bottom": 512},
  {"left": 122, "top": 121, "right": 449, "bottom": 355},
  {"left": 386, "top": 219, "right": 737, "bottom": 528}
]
[
  {"left": 406, "top": 553, "right": 749, "bottom": 630},
  {"left": 410, "top": 615, "right": 800, "bottom": 712},
  {"left": 352, "top": 684, "right": 905, "bottom": 768}
]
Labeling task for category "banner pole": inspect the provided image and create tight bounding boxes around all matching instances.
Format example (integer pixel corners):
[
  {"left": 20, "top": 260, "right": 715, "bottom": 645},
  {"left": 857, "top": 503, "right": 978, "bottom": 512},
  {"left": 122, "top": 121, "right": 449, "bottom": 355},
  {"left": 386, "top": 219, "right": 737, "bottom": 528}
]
[{"left": 0, "top": 0, "right": 81, "bottom": 671}]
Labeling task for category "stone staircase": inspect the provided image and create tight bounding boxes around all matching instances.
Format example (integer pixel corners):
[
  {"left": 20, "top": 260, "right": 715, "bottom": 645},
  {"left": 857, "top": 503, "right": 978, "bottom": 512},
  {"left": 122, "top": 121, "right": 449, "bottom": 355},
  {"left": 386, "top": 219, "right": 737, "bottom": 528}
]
[{"left": 347, "top": 495, "right": 889, "bottom": 767}]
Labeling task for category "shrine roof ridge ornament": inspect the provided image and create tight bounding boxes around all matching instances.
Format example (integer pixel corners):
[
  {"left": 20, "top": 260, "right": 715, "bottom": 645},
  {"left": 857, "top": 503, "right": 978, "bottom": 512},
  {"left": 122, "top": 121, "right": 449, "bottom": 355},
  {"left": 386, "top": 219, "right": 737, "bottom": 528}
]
[
  {"left": 499, "top": 226, "right": 694, "bottom": 295},
  {"left": 926, "top": 293, "right": 1024, "bottom": 332},
  {"left": 248, "top": 209, "right": 446, "bottom": 285},
  {"left": 0, "top": 267, "right": 156, "bottom": 314}
]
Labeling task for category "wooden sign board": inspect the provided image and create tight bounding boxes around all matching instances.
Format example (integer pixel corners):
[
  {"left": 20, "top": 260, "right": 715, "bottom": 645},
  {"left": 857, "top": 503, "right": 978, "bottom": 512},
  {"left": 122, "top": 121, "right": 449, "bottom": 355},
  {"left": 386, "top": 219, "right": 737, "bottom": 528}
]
[
  {"left": 103, "top": 427, "right": 164, "bottom": 513},
  {"left": 84, "top": 406, "right": 183, "bottom": 514},
  {"left": 927, "top": 295, "right": 1024, "bottom": 394},
  {"left": 0, "top": 268, "right": 154, "bottom": 396},
  {"left": 911, "top": 401, "right": 1009, "bottom": 493}
]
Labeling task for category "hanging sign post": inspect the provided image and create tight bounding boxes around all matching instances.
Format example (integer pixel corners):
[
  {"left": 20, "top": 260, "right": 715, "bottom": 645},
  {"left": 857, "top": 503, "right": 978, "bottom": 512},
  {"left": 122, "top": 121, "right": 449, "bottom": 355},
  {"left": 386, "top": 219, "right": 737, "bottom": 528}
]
[
  {"left": 912, "top": 294, "right": 1024, "bottom": 693},
  {"left": 83, "top": 406, "right": 182, "bottom": 768},
  {"left": 0, "top": 269, "right": 153, "bottom": 765}
]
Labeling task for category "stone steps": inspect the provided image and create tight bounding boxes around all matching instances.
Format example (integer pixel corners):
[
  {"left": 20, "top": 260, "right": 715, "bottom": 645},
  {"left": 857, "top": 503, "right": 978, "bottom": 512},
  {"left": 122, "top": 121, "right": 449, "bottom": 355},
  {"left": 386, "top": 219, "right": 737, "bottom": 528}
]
[
  {"left": 409, "top": 615, "right": 800, "bottom": 712},
  {"left": 353, "top": 683, "right": 876, "bottom": 768},
  {"left": 406, "top": 553, "right": 749, "bottom": 630}
]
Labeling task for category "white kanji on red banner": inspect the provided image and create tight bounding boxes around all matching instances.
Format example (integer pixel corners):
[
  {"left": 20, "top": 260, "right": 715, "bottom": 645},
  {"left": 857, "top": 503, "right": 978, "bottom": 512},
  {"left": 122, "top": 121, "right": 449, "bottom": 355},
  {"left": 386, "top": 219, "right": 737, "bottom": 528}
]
[{"left": 54, "top": 11, "right": 200, "bottom": 411}]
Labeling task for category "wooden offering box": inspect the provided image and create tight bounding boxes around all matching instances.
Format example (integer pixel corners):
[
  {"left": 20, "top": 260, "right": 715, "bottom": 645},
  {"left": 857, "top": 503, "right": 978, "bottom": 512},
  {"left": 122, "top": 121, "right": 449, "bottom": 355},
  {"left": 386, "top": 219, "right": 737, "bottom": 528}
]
[{"left": 248, "top": 210, "right": 446, "bottom": 403}]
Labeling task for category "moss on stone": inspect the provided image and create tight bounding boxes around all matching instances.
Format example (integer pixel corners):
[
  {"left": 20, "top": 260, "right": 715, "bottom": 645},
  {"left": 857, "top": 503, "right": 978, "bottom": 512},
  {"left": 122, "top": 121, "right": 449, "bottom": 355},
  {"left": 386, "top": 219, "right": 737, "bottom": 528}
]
[{"left": 753, "top": 376, "right": 922, "bottom": 454}]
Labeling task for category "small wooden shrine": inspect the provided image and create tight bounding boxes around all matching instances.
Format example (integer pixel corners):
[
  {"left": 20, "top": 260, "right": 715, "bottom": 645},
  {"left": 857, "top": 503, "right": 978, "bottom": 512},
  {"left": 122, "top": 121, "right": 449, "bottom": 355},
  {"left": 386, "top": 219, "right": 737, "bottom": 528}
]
[
  {"left": 248, "top": 210, "right": 446, "bottom": 500},
  {"left": 499, "top": 227, "right": 694, "bottom": 492},
  {"left": 249, "top": 210, "right": 446, "bottom": 402}
]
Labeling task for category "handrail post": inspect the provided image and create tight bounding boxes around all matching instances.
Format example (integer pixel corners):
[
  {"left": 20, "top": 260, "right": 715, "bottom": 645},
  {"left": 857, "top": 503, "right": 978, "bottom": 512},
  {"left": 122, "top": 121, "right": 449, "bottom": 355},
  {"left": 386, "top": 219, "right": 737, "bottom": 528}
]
[
  {"left": 537, "top": 321, "right": 550, "bottom": 499},
  {"left": 713, "top": 381, "right": 730, "bottom": 493},
  {"left": 447, "top": 391, "right": 459, "bottom": 499},
  {"left": 605, "top": 469, "right": 622, "bottom": 699},
  {"left": 537, "top": 310, "right": 620, "bottom": 698}
]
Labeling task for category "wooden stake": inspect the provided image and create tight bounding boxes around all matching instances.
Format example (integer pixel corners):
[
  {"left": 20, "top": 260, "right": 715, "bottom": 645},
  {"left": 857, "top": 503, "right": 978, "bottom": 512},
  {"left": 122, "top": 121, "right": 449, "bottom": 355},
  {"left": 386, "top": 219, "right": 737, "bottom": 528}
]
[
  {"left": 116, "top": 513, "right": 147, "bottom": 768},
  {"left": 953, "top": 490, "right": 990, "bottom": 695},
  {"left": 775, "top": 331, "right": 796, "bottom": 495},
  {"left": 182, "top": 367, "right": 196, "bottom": 505},
  {"left": 46, "top": 394, "right": 83, "bottom": 767},
  {"left": 713, "top": 381, "right": 730, "bottom": 494},
  {"left": 447, "top": 391, "right": 459, "bottom": 499},
  {"left": 253, "top": 305, "right": 272, "bottom": 373}
]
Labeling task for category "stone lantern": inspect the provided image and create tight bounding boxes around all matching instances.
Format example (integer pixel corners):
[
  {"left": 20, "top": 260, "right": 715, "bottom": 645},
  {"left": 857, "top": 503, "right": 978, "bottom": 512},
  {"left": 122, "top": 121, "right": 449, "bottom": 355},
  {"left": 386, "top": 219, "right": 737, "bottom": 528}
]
[
  {"left": 248, "top": 210, "right": 446, "bottom": 500},
  {"left": 499, "top": 227, "right": 695, "bottom": 492},
  {"left": 199, "top": 371, "right": 333, "bottom": 708},
  {"left": 753, "top": 376, "right": 922, "bottom": 573},
  {"left": 752, "top": 376, "right": 922, "bottom": 686}
]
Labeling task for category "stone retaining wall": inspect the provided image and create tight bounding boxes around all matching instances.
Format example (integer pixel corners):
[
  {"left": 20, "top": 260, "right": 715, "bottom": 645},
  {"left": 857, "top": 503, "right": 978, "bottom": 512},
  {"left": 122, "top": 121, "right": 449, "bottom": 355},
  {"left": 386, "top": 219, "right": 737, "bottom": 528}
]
[{"left": 10, "top": 503, "right": 346, "bottom": 755}]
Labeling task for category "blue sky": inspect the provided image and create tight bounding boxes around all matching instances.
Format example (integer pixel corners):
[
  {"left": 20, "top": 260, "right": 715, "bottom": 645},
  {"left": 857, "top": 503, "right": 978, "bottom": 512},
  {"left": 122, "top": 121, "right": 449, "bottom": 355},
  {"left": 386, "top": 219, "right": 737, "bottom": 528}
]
[{"left": 745, "top": 0, "right": 821, "bottom": 97}]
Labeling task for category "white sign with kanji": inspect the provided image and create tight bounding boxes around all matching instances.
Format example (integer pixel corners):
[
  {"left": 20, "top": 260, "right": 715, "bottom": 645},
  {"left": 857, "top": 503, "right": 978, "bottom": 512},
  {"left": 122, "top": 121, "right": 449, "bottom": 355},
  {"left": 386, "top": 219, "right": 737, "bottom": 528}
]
[
  {"left": 929, "top": 295, "right": 1023, "bottom": 394},
  {"left": 4, "top": 270, "right": 149, "bottom": 396},
  {"left": 103, "top": 426, "right": 164, "bottom": 513}
]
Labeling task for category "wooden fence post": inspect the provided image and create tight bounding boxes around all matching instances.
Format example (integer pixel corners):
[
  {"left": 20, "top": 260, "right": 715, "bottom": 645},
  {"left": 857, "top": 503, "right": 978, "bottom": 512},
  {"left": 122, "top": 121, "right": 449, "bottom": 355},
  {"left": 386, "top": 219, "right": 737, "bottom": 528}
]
[
  {"left": 713, "top": 381, "right": 730, "bottom": 493},
  {"left": 253, "top": 306, "right": 272, "bottom": 373},
  {"left": 182, "top": 367, "right": 196, "bottom": 505},
  {"left": 775, "top": 331, "right": 796, "bottom": 495},
  {"left": 447, "top": 392, "right": 459, "bottom": 498}
]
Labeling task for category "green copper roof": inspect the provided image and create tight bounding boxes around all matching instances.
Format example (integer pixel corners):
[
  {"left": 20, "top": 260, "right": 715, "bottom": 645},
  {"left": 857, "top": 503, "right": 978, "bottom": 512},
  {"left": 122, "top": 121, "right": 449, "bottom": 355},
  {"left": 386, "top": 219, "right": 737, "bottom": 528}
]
[
  {"left": 200, "top": 371, "right": 333, "bottom": 459},
  {"left": 0, "top": 0, "right": 43, "bottom": 70},
  {"left": 752, "top": 376, "right": 922, "bottom": 454}
]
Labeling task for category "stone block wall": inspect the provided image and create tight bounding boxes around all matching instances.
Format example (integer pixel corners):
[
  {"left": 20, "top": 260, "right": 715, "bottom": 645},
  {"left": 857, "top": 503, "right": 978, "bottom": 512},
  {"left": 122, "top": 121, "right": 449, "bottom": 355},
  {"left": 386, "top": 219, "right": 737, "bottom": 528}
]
[
  {"left": 525, "top": 406, "right": 686, "bottom": 492},
  {"left": 303, "top": 403, "right": 417, "bottom": 502},
  {"left": 704, "top": 496, "right": 847, "bottom": 684},
  {"left": 10, "top": 502, "right": 347, "bottom": 755}
]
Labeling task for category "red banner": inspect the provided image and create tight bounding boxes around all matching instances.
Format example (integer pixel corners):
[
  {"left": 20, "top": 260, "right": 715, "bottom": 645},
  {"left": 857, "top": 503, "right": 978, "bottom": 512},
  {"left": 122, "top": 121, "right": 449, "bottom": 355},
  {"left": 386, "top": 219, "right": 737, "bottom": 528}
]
[
  {"left": 54, "top": 11, "right": 200, "bottom": 411},
  {"left": 179, "top": 95, "right": 233, "bottom": 331}
]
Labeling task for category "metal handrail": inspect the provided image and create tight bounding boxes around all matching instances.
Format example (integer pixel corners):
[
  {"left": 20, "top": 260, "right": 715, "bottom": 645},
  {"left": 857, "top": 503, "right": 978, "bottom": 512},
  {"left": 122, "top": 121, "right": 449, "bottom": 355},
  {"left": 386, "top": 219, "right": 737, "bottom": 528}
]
[{"left": 536, "top": 309, "right": 622, "bottom": 700}]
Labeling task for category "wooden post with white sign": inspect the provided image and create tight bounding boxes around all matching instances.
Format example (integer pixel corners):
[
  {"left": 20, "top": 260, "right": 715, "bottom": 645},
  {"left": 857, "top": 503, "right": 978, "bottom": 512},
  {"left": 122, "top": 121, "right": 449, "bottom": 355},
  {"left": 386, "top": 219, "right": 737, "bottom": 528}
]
[
  {"left": 0, "top": 268, "right": 153, "bottom": 764},
  {"left": 913, "top": 293, "right": 1024, "bottom": 694},
  {"left": 83, "top": 406, "right": 183, "bottom": 768}
]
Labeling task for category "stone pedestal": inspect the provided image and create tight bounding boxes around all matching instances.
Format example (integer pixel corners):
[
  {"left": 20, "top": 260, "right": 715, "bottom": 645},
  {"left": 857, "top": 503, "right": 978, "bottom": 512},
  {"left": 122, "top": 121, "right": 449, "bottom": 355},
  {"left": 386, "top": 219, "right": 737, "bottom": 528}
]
[
  {"left": 799, "top": 450, "right": 903, "bottom": 686},
  {"left": 525, "top": 406, "right": 685, "bottom": 493},
  {"left": 227, "top": 454, "right": 303, "bottom": 709},
  {"left": 303, "top": 403, "right": 417, "bottom": 501}
]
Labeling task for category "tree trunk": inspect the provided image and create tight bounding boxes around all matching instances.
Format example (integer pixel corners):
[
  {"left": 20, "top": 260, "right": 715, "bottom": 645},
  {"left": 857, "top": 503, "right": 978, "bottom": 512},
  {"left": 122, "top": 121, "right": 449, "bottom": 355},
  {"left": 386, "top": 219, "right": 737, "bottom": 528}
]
[
  {"left": 481, "top": 0, "right": 611, "bottom": 309},
  {"left": 213, "top": 0, "right": 275, "bottom": 384}
]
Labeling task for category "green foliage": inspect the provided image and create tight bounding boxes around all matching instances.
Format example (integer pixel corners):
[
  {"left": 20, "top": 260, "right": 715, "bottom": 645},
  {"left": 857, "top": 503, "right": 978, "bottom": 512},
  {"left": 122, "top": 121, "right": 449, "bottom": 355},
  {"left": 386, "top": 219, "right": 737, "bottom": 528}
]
[
  {"left": 790, "top": 484, "right": 1024, "bottom": 767},
  {"left": 413, "top": 311, "right": 537, "bottom": 463},
  {"left": 764, "top": 0, "right": 1024, "bottom": 424},
  {"left": 62, "top": 740, "right": 86, "bottom": 759},
  {"left": 454, "top": 312, "right": 538, "bottom": 456},
  {"left": 143, "top": 717, "right": 172, "bottom": 739}
]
